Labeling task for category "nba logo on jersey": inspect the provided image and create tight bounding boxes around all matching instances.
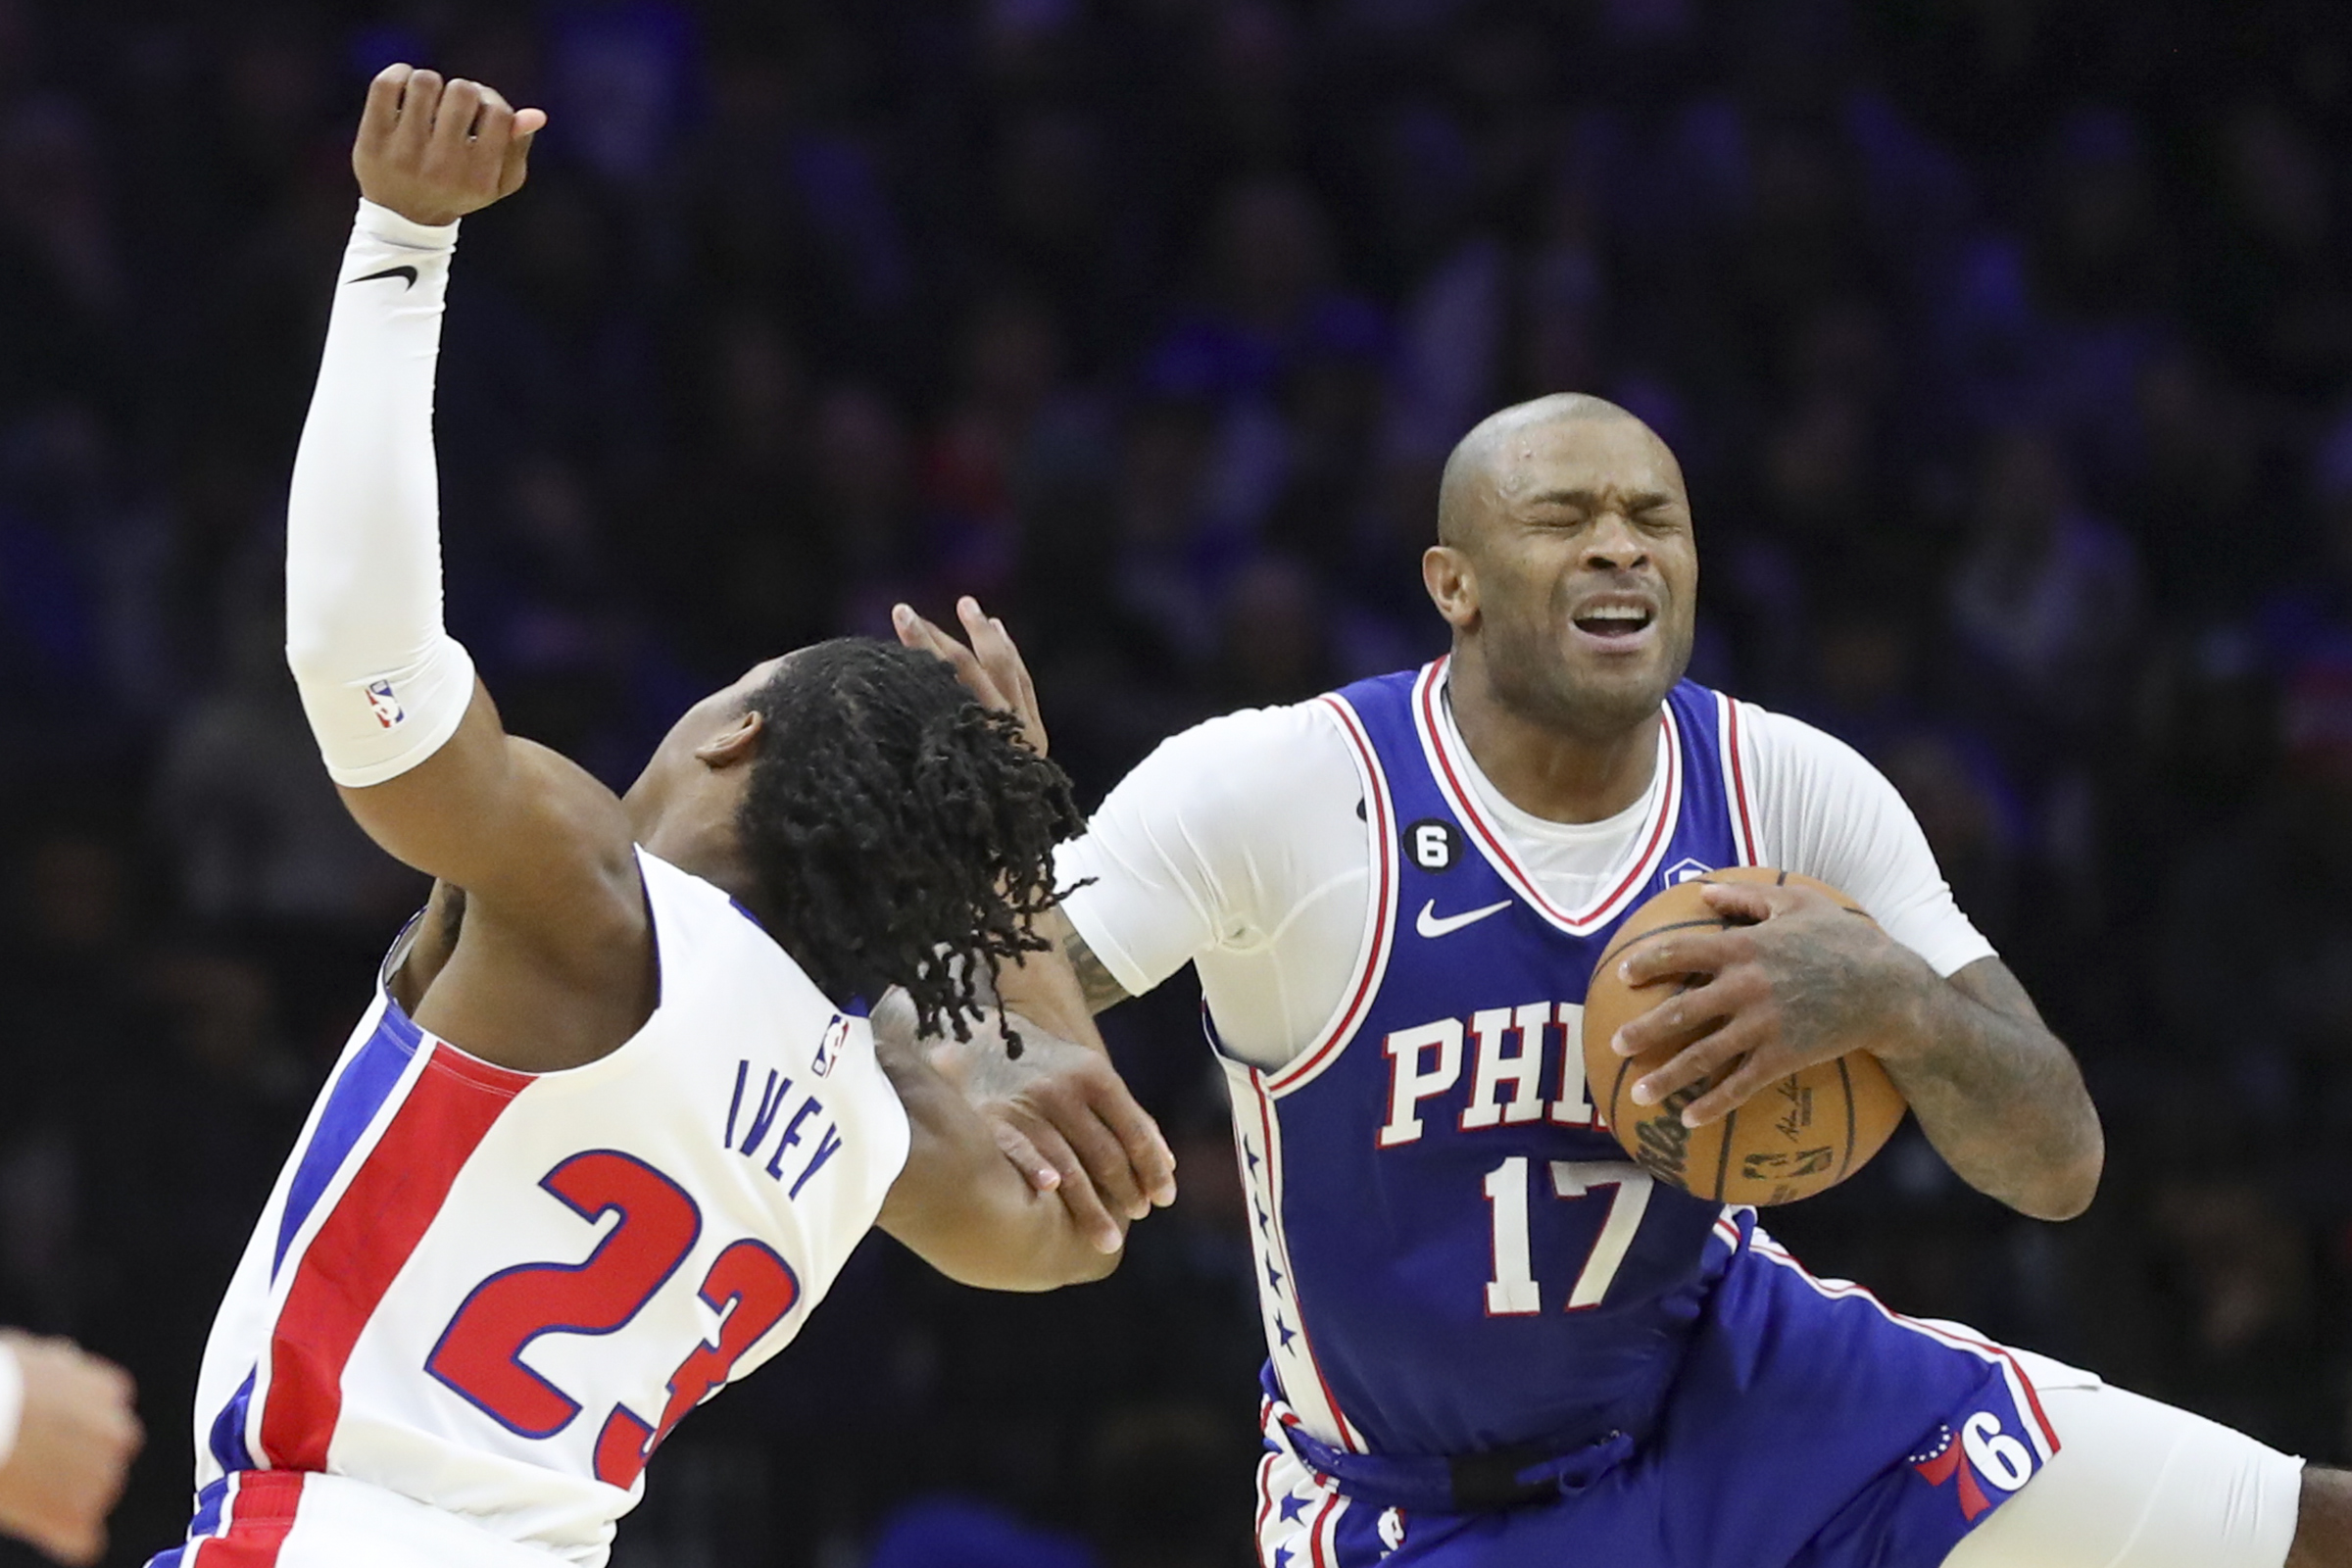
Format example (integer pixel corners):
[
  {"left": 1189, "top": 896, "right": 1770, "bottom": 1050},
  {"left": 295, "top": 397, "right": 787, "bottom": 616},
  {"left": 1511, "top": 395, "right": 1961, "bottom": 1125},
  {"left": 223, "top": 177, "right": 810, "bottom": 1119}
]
[
  {"left": 366, "top": 679, "right": 405, "bottom": 729},
  {"left": 811, "top": 1015, "right": 849, "bottom": 1077}
]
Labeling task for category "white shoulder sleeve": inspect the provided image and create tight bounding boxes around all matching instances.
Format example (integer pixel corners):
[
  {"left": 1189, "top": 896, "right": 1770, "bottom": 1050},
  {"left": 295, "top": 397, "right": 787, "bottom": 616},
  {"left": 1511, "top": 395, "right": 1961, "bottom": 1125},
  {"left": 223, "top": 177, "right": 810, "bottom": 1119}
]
[
  {"left": 1740, "top": 705, "right": 1998, "bottom": 978},
  {"left": 1054, "top": 703, "right": 1368, "bottom": 1000},
  {"left": 283, "top": 199, "right": 477, "bottom": 788}
]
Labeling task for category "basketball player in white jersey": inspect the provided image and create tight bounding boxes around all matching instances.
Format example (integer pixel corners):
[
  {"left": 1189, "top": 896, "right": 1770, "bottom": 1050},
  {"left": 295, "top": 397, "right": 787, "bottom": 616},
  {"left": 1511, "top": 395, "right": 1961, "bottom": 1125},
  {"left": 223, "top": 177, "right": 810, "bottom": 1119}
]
[
  {"left": 151, "top": 67, "right": 1166, "bottom": 1568},
  {"left": 901, "top": 396, "right": 2352, "bottom": 1566}
]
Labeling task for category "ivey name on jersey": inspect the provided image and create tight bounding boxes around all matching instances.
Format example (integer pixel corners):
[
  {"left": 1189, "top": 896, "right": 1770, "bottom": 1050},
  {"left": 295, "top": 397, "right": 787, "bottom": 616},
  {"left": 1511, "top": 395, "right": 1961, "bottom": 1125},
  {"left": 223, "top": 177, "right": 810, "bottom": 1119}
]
[{"left": 172, "top": 851, "right": 911, "bottom": 1565}]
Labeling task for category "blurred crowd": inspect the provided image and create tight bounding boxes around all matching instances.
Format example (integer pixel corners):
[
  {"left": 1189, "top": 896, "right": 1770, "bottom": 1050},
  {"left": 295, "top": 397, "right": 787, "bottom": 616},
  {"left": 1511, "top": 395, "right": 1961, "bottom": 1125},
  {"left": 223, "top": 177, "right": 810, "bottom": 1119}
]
[{"left": 3, "top": 0, "right": 2352, "bottom": 1563}]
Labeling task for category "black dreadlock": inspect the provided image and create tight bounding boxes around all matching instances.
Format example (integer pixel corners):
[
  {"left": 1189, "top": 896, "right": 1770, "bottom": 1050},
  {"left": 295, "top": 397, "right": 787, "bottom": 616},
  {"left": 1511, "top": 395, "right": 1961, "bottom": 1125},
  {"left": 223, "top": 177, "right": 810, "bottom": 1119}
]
[{"left": 737, "top": 638, "right": 1086, "bottom": 1045}]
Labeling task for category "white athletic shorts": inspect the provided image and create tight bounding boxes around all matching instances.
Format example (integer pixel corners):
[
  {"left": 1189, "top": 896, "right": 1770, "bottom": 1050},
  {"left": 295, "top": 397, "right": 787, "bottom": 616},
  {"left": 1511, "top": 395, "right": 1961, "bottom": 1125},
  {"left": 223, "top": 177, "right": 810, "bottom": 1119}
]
[{"left": 158, "top": 1470, "right": 588, "bottom": 1567}]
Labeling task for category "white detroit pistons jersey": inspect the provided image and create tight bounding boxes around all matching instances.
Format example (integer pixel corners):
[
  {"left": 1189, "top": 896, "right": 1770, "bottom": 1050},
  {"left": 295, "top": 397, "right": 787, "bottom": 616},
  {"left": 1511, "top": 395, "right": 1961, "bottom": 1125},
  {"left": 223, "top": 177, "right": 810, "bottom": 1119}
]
[{"left": 162, "top": 849, "right": 909, "bottom": 1567}]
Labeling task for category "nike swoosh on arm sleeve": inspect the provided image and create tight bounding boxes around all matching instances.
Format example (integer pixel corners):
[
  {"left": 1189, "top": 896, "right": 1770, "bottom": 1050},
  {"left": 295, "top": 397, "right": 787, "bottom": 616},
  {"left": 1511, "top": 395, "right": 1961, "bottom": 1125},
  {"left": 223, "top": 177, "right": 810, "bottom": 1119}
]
[{"left": 1745, "top": 708, "right": 1998, "bottom": 979}]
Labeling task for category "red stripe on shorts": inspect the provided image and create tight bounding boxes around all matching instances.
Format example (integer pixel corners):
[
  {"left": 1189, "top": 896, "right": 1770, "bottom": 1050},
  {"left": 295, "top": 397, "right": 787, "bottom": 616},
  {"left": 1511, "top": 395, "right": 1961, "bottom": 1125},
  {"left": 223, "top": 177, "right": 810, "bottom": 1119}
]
[
  {"left": 194, "top": 1471, "right": 304, "bottom": 1567},
  {"left": 260, "top": 1045, "right": 531, "bottom": 1471}
]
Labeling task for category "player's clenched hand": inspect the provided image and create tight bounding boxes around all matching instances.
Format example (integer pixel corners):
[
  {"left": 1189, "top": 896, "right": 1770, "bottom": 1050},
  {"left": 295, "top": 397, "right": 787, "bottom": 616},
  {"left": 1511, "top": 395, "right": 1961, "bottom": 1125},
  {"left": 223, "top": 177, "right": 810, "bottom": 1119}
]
[
  {"left": 1606, "top": 880, "right": 1935, "bottom": 1129},
  {"left": 354, "top": 65, "right": 546, "bottom": 228},
  {"left": 926, "top": 1014, "right": 1175, "bottom": 1254},
  {"left": 893, "top": 599, "right": 1049, "bottom": 758},
  {"left": 0, "top": 1335, "right": 141, "bottom": 1566}
]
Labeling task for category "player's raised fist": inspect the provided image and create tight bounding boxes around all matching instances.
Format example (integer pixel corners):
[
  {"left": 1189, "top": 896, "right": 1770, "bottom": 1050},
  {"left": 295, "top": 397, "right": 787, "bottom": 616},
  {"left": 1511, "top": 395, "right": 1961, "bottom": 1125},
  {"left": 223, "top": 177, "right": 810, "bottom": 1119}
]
[
  {"left": 0, "top": 1334, "right": 142, "bottom": 1565},
  {"left": 353, "top": 64, "right": 546, "bottom": 228}
]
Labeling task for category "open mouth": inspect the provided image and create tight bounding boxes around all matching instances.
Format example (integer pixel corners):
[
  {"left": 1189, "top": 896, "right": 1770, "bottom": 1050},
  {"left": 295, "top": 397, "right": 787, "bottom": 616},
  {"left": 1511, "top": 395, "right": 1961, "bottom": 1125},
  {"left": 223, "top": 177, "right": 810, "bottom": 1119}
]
[{"left": 1571, "top": 604, "right": 1655, "bottom": 641}]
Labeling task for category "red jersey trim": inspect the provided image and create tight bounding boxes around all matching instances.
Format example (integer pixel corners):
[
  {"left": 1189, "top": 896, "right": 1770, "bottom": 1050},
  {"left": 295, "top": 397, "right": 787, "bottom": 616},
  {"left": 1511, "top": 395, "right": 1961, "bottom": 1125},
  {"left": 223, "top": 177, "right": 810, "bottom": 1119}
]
[
  {"left": 258, "top": 1043, "right": 532, "bottom": 1473},
  {"left": 1258, "top": 694, "right": 1399, "bottom": 1098},
  {"left": 1718, "top": 693, "right": 1761, "bottom": 866},
  {"left": 191, "top": 1470, "right": 304, "bottom": 1567},
  {"left": 1413, "top": 660, "right": 1684, "bottom": 935}
]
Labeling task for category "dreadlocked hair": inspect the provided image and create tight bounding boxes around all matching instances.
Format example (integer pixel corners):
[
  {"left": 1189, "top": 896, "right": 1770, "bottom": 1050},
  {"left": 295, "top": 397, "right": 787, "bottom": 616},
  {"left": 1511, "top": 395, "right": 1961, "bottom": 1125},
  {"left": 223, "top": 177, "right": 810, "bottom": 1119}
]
[{"left": 737, "top": 638, "right": 1087, "bottom": 1045}]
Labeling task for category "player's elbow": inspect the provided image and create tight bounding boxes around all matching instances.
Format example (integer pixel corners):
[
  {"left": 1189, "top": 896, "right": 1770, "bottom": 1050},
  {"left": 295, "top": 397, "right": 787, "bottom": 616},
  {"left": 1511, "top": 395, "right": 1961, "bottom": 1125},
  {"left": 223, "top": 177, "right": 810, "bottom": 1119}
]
[
  {"left": 1057, "top": 1237, "right": 1125, "bottom": 1286},
  {"left": 1009, "top": 1249, "right": 1123, "bottom": 1292},
  {"left": 887, "top": 1184, "right": 1128, "bottom": 1291},
  {"left": 933, "top": 1232, "right": 1124, "bottom": 1293},
  {"left": 995, "top": 1214, "right": 1128, "bottom": 1290},
  {"left": 2015, "top": 1132, "right": 2104, "bottom": 1222}
]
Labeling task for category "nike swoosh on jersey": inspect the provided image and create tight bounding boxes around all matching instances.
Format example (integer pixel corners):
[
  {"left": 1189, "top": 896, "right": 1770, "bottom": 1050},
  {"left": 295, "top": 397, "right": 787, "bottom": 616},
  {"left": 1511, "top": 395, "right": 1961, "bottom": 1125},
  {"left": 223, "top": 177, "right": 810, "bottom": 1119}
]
[
  {"left": 350, "top": 265, "right": 419, "bottom": 289},
  {"left": 1414, "top": 898, "right": 1513, "bottom": 939}
]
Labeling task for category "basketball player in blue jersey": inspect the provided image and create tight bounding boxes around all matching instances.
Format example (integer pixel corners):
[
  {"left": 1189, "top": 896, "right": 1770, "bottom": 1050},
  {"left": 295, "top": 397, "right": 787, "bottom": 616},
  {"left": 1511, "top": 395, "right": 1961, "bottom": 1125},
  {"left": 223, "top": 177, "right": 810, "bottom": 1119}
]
[
  {"left": 901, "top": 395, "right": 2352, "bottom": 1567},
  {"left": 151, "top": 69, "right": 1172, "bottom": 1568}
]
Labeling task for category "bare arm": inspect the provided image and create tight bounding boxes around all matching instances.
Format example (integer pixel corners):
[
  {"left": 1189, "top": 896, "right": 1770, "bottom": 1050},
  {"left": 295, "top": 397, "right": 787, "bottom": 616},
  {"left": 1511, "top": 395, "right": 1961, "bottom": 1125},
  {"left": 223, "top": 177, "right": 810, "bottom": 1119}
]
[
  {"left": 890, "top": 601, "right": 1178, "bottom": 1236},
  {"left": 871, "top": 996, "right": 1125, "bottom": 1290},
  {"left": 1613, "top": 882, "right": 2103, "bottom": 1221}
]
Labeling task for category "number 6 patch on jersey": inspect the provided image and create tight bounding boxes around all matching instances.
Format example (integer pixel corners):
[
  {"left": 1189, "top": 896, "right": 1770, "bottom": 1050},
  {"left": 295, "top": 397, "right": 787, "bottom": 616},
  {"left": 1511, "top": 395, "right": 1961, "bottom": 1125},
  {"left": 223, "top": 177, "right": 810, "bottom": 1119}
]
[{"left": 1907, "top": 1409, "right": 2040, "bottom": 1522}]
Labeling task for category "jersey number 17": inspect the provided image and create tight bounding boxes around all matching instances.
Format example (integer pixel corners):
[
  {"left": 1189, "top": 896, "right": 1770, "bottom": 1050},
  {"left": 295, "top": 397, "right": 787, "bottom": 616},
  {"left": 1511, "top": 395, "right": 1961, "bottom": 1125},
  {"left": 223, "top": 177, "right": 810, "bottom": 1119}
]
[{"left": 1482, "top": 1157, "right": 1653, "bottom": 1314}]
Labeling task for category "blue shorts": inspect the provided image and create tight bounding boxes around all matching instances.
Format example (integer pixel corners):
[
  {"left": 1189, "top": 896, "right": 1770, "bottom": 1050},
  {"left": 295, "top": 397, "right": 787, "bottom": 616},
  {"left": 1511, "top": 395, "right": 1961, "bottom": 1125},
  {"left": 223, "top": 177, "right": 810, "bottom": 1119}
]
[{"left": 1255, "top": 1227, "right": 2058, "bottom": 1568}]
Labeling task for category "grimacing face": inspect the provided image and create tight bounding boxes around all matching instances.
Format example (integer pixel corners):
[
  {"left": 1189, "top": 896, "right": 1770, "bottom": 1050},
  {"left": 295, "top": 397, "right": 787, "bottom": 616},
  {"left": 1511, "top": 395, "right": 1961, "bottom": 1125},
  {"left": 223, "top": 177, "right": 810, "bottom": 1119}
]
[{"left": 1445, "top": 414, "right": 1699, "bottom": 740}]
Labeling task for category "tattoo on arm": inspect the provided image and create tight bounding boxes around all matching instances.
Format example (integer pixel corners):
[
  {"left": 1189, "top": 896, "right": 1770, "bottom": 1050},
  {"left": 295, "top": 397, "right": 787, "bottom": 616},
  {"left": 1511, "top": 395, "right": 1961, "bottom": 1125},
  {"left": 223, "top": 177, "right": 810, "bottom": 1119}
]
[
  {"left": 1878, "top": 958, "right": 2103, "bottom": 1220},
  {"left": 1057, "top": 919, "right": 1132, "bottom": 1014}
]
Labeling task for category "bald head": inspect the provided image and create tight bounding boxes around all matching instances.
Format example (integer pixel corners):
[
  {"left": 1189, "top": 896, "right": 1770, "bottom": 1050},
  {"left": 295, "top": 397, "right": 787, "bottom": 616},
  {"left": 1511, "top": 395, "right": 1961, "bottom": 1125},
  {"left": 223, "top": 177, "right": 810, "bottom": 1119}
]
[
  {"left": 1437, "top": 394, "right": 1665, "bottom": 548},
  {"left": 1419, "top": 391, "right": 1698, "bottom": 746}
]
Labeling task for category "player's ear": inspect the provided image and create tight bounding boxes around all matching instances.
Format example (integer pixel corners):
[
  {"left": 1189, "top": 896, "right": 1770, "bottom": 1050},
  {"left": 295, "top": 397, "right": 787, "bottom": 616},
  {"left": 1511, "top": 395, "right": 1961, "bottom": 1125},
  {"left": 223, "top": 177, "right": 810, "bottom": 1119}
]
[
  {"left": 1423, "top": 545, "right": 1479, "bottom": 631},
  {"left": 694, "top": 710, "right": 764, "bottom": 769}
]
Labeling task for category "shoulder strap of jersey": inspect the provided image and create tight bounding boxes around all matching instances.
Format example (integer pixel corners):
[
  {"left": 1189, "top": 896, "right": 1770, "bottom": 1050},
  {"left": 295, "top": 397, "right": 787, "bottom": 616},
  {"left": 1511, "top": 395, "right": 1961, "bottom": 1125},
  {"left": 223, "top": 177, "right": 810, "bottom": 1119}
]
[{"left": 1668, "top": 681, "right": 1762, "bottom": 867}]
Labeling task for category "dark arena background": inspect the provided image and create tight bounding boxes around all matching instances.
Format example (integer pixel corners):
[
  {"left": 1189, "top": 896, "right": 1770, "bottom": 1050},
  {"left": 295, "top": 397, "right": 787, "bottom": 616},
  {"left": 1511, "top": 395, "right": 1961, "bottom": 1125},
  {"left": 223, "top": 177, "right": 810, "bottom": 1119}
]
[{"left": 3, "top": 0, "right": 2351, "bottom": 1563}]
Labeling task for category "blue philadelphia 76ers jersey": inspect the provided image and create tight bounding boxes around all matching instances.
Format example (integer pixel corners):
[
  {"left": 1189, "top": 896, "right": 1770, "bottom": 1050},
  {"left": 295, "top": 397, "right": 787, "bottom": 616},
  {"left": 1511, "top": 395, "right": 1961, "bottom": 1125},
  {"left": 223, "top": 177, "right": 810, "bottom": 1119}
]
[{"left": 1221, "top": 661, "right": 1763, "bottom": 1459}]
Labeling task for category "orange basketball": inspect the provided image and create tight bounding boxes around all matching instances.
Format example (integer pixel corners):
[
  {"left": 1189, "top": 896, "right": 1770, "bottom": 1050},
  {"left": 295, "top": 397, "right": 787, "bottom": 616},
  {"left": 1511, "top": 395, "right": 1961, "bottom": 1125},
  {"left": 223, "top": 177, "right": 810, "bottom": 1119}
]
[{"left": 1581, "top": 867, "right": 1907, "bottom": 1205}]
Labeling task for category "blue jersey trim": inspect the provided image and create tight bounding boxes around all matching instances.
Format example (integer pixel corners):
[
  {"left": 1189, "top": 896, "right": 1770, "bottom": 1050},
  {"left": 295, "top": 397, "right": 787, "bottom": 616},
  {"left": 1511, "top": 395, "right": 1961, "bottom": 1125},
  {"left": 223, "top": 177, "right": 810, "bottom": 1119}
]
[
  {"left": 206, "top": 1371, "right": 259, "bottom": 1475},
  {"left": 272, "top": 1004, "right": 423, "bottom": 1279}
]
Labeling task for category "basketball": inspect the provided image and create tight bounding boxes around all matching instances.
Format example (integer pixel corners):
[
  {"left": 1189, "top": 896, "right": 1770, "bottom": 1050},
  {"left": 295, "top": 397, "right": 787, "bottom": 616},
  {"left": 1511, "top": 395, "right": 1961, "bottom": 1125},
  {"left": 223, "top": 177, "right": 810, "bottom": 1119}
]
[{"left": 1583, "top": 868, "right": 1907, "bottom": 1205}]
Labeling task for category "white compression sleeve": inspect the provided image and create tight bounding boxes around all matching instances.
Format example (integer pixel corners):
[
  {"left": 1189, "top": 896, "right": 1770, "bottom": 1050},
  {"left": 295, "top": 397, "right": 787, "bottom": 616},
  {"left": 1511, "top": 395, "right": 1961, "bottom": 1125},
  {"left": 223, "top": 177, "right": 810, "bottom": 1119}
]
[
  {"left": 284, "top": 198, "right": 478, "bottom": 789},
  {"left": 0, "top": 1342, "right": 21, "bottom": 1469}
]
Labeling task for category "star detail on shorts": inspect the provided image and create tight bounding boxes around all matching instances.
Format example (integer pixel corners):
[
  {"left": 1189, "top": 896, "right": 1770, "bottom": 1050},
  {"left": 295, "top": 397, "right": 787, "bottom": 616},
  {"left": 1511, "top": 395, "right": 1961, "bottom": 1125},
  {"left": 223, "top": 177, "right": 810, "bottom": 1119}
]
[
  {"left": 1244, "top": 1141, "right": 1261, "bottom": 1173},
  {"left": 1273, "top": 1547, "right": 1295, "bottom": 1568},
  {"left": 1278, "top": 1493, "right": 1309, "bottom": 1524},
  {"left": 1274, "top": 1313, "right": 1297, "bottom": 1350},
  {"left": 1253, "top": 1200, "right": 1271, "bottom": 1235},
  {"left": 1266, "top": 1261, "right": 1285, "bottom": 1293}
]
